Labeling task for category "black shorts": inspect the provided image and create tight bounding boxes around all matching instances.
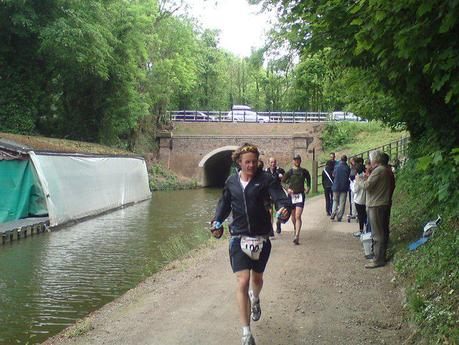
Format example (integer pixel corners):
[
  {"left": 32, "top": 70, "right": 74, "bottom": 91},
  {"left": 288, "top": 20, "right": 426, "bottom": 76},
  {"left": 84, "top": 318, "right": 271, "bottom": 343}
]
[
  {"left": 289, "top": 192, "right": 305, "bottom": 208},
  {"left": 229, "top": 236, "right": 272, "bottom": 273}
]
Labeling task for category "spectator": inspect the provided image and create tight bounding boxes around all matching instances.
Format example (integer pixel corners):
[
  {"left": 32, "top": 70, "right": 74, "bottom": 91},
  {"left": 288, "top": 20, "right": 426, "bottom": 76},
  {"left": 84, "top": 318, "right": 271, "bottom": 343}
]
[
  {"left": 381, "top": 152, "right": 396, "bottom": 255},
  {"left": 330, "top": 155, "right": 350, "bottom": 222},
  {"left": 352, "top": 162, "right": 367, "bottom": 237},
  {"left": 348, "top": 157, "right": 357, "bottom": 220},
  {"left": 359, "top": 150, "right": 393, "bottom": 269},
  {"left": 322, "top": 160, "right": 334, "bottom": 216}
]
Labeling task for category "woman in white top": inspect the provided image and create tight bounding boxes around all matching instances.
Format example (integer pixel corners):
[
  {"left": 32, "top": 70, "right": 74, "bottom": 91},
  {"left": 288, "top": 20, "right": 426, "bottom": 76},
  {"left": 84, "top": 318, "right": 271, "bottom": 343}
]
[{"left": 353, "top": 160, "right": 367, "bottom": 237}]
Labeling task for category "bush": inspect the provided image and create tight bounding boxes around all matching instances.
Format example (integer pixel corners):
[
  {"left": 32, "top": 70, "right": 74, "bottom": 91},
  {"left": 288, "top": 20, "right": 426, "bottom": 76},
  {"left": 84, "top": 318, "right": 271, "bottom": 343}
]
[
  {"left": 320, "top": 121, "right": 397, "bottom": 153},
  {"left": 390, "top": 143, "right": 459, "bottom": 343},
  {"left": 149, "top": 163, "right": 199, "bottom": 191}
]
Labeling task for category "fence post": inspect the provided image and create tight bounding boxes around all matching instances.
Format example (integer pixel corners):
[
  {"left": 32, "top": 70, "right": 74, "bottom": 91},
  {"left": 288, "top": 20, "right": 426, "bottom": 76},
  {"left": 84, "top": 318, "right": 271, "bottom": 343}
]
[
  {"left": 312, "top": 160, "right": 318, "bottom": 193},
  {"left": 395, "top": 140, "right": 399, "bottom": 160},
  {"left": 389, "top": 143, "right": 392, "bottom": 160}
]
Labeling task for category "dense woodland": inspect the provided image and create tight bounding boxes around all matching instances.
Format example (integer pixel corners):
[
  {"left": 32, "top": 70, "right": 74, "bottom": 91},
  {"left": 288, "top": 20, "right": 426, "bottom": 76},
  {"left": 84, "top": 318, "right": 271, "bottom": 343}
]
[
  {"left": 1, "top": 0, "right": 348, "bottom": 147},
  {"left": 1, "top": 0, "right": 458, "bottom": 342}
]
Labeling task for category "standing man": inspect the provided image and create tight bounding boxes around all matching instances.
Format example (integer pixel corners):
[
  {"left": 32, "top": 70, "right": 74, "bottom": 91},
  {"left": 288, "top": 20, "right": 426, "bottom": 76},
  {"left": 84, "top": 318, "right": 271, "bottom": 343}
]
[
  {"left": 266, "top": 157, "right": 285, "bottom": 234},
  {"left": 211, "top": 143, "right": 291, "bottom": 345},
  {"left": 322, "top": 160, "right": 335, "bottom": 216},
  {"left": 358, "top": 150, "right": 393, "bottom": 269},
  {"left": 348, "top": 157, "right": 357, "bottom": 220},
  {"left": 330, "top": 155, "right": 350, "bottom": 222},
  {"left": 282, "top": 154, "right": 311, "bottom": 245},
  {"left": 380, "top": 152, "right": 396, "bottom": 255},
  {"left": 330, "top": 152, "right": 339, "bottom": 166}
]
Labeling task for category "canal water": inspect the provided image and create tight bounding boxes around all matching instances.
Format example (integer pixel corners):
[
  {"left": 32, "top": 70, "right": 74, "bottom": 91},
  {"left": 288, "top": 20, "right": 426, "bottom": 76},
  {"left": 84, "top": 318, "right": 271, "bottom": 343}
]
[{"left": 0, "top": 188, "right": 221, "bottom": 345}]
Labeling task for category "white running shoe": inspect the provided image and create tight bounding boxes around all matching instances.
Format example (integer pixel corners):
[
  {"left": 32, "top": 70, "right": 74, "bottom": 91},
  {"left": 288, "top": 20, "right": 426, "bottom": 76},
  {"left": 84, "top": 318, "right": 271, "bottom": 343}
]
[
  {"left": 241, "top": 333, "right": 256, "bottom": 345},
  {"left": 249, "top": 290, "right": 261, "bottom": 321}
]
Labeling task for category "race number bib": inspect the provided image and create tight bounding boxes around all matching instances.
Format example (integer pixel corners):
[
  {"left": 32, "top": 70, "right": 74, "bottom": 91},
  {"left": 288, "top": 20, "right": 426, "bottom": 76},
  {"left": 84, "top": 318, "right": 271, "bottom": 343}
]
[
  {"left": 240, "top": 236, "right": 265, "bottom": 260},
  {"left": 291, "top": 193, "right": 303, "bottom": 204}
]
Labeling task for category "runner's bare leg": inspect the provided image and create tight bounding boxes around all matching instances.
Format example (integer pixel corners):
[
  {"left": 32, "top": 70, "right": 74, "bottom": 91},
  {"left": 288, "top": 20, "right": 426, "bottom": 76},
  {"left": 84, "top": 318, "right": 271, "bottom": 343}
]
[
  {"left": 251, "top": 271, "right": 264, "bottom": 299},
  {"left": 236, "top": 270, "right": 251, "bottom": 326},
  {"left": 295, "top": 206, "right": 304, "bottom": 238},
  {"left": 291, "top": 208, "right": 297, "bottom": 231}
]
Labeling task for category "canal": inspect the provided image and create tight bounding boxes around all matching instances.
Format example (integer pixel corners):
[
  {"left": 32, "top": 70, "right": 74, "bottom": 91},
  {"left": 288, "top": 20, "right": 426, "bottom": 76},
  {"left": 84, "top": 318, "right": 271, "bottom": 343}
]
[{"left": 0, "top": 188, "right": 221, "bottom": 345}]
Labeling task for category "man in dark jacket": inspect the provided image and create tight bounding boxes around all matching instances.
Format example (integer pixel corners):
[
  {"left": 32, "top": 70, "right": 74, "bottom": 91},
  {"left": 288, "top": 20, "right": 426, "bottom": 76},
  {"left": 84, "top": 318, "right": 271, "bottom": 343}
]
[
  {"left": 266, "top": 157, "right": 286, "bottom": 234},
  {"left": 331, "top": 155, "right": 350, "bottom": 221},
  {"left": 212, "top": 143, "right": 291, "bottom": 345},
  {"left": 322, "top": 160, "right": 335, "bottom": 215}
]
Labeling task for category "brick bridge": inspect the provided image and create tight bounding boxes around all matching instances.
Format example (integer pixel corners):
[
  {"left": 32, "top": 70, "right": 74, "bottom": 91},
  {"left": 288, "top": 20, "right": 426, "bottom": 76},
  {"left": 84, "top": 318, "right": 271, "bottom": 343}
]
[{"left": 157, "top": 123, "right": 325, "bottom": 187}]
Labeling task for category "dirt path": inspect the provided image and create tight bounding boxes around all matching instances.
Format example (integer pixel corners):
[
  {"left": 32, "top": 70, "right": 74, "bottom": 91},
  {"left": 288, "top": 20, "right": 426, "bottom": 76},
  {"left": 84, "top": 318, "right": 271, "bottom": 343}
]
[{"left": 44, "top": 196, "right": 410, "bottom": 345}]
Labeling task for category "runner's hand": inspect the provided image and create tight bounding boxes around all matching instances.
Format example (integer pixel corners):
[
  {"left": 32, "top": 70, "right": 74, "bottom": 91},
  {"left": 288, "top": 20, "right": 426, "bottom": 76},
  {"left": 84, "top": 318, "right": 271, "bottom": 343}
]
[
  {"left": 276, "top": 207, "right": 290, "bottom": 223},
  {"left": 210, "top": 221, "right": 224, "bottom": 239},
  {"left": 305, "top": 187, "right": 310, "bottom": 194},
  {"left": 287, "top": 188, "right": 293, "bottom": 195}
]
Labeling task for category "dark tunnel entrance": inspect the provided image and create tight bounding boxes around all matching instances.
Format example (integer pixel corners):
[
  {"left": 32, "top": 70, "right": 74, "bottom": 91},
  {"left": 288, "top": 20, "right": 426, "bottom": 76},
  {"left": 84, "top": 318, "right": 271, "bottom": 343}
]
[{"left": 202, "top": 149, "right": 237, "bottom": 187}]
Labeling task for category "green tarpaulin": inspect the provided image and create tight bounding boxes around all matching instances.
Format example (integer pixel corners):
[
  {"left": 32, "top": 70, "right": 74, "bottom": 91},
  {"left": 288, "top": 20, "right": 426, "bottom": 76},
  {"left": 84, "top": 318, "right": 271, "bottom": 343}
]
[{"left": 0, "top": 160, "right": 48, "bottom": 223}]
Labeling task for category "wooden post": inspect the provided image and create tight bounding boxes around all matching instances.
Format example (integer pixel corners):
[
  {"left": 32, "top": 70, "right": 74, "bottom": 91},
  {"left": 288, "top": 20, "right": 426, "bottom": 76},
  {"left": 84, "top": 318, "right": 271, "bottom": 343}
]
[
  {"left": 395, "top": 140, "right": 399, "bottom": 160},
  {"left": 312, "top": 160, "right": 318, "bottom": 193}
]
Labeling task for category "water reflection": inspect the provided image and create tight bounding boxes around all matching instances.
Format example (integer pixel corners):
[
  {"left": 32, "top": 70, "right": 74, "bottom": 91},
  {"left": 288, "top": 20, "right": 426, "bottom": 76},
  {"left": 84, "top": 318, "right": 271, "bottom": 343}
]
[{"left": 0, "top": 188, "right": 220, "bottom": 345}]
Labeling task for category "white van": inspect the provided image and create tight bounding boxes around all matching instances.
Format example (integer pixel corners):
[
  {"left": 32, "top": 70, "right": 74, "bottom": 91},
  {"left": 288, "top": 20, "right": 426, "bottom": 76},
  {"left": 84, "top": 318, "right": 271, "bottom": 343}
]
[
  {"left": 227, "top": 105, "right": 269, "bottom": 123},
  {"left": 331, "top": 111, "right": 363, "bottom": 121}
]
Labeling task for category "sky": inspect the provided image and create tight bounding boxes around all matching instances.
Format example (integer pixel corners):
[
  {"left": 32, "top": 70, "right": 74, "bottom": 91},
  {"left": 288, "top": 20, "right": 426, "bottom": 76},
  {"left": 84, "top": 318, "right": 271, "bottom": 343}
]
[{"left": 183, "top": 0, "right": 275, "bottom": 57}]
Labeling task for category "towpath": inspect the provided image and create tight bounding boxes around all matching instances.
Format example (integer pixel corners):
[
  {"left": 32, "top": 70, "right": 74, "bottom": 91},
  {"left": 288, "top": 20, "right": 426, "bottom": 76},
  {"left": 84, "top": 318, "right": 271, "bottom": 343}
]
[{"left": 44, "top": 195, "right": 410, "bottom": 345}]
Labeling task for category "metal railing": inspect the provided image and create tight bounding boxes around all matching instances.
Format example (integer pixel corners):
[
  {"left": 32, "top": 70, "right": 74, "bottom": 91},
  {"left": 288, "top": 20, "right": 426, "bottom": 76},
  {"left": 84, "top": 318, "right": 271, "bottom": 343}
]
[
  {"left": 168, "top": 110, "right": 366, "bottom": 123},
  {"left": 168, "top": 110, "right": 367, "bottom": 123},
  {"left": 311, "top": 136, "right": 410, "bottom": 193}
]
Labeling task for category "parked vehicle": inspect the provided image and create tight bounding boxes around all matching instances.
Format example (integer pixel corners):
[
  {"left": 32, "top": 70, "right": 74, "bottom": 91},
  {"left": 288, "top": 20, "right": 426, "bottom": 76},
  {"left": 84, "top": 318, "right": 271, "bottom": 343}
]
[
  {"left": 330, "top": 111, "right": 365, "bottom": 121},
  {"left": 226, "top": 105, "right": 269, "bottom": 123}
]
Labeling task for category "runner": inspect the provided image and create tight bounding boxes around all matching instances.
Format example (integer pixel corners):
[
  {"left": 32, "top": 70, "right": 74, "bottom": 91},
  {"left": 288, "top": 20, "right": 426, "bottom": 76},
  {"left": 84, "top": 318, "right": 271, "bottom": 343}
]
[
  {"left": 265, "top": 157, "right": 285, "bottom": 234},
  {"left": 211, "top": 143, "right": 292, "bottom": 345},
  {"left": 282, "top": 154, "right": 311, "bottom": 245}
]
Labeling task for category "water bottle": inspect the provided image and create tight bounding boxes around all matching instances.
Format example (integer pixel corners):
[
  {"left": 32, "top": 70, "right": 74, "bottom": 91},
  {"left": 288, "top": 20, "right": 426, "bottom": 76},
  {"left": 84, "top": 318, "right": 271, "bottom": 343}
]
[
  {"left": 211, "top": 221, "right": 223, "bottom": 239},
  {"left": 275, "top": 209, "right": 288, "bottom": 224}
]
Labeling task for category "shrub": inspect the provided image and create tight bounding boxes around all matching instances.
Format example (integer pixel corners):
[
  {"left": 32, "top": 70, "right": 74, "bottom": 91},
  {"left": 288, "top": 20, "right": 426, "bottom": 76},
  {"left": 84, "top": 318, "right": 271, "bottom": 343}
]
[
  {"left": 390, "top": 143, "right": 459, "bottom": 343},
  {"left": 149, "top": 163, "right": 199, "bottom": 191}
]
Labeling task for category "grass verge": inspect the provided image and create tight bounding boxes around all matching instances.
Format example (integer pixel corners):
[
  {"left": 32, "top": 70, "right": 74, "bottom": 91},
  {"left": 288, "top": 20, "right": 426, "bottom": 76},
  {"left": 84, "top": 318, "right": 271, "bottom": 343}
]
[
  {"left": 389, "top": 146, "right": 458, "bottom": 343},
  {"left": 63, "top": 319, "right": 94, "bottom": 338},
  {"left": 149, "top": 163, "right": 200, "bottom": 191},
  {"left": 319, "top": 121, "right": 407, "bottom": 163}
]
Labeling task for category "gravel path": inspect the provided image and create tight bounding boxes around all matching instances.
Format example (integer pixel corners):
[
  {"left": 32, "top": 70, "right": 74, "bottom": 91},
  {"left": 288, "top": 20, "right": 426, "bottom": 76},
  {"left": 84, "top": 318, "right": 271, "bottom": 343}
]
[{"left": 43, "top": 195, "right": 410, "bottom": 345}]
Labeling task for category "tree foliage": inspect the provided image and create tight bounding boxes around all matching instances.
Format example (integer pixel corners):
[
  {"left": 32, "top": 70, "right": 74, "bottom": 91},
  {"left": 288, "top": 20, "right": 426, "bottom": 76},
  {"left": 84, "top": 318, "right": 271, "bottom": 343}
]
[
  {"left": 253, "top": 0, "right": 459, "bottom": 149},
  {"left": 2, "top": 0, "right": 316, "bottom": 146}
]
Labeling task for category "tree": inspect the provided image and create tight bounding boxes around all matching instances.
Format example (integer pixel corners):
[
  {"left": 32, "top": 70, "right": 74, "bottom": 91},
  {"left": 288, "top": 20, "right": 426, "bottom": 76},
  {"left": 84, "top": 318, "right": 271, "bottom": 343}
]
[{"left": 252, "top": 0, "right": 459, "bottom": 148}]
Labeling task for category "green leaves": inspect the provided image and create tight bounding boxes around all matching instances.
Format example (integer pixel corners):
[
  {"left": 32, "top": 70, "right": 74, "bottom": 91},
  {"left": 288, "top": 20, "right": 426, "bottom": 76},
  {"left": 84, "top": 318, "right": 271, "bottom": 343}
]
[
  {"left": 415, "top": 149, "right": 459, "bottom": 205},
  {"left": 256, "top": 0, "right": 459, "bottom": 150}
]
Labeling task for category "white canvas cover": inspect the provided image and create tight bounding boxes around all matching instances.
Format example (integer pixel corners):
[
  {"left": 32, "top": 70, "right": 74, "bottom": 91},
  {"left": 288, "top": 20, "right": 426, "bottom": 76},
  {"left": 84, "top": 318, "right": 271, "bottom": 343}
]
[{"left": 29, "top": 152, "right": 151, "bottom": 226}]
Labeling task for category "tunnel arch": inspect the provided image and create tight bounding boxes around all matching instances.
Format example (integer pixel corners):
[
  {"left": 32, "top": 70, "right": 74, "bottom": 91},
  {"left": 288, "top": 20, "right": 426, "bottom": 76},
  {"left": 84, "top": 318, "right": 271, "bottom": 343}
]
[{"left": 199, "top": 146, "right": 239, "bottom": 187}]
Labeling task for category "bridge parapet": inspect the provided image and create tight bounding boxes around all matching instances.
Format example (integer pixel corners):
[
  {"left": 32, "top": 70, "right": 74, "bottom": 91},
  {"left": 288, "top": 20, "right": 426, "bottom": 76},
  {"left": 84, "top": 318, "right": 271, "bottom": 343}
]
[{"left": 157, "top": 123, "right": 324, "bottom": 186}]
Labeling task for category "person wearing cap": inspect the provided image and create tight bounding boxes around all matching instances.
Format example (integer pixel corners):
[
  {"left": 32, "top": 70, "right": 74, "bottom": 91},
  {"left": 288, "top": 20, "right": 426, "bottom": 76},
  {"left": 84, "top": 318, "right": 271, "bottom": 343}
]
[
  {"left": 282, "top": 154, "right": 311, "bottom": 245},
  {"left": 211, "top": 143, "right": 292, "bottom": 345}
]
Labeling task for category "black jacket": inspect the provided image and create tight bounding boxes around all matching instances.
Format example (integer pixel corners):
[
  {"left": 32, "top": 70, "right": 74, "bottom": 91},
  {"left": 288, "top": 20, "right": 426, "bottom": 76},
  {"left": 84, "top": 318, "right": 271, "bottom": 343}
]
[
  {"left": 265, "top": 167, "right": 285, "bottom": 183},
  {"left": 214, "top": 171, "right": 292, "bottom": 236},
  {"left": 322, "top": 166, "right": 334, "bottom": 189}
]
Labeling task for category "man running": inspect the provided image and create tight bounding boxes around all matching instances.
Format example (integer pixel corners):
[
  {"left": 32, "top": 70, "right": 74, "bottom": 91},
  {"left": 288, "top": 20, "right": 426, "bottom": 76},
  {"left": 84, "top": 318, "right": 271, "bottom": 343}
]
[
  {"left": 265, "top": 157, "right": 285, "bottom": 234},
  {"left": 211, "top": 143, "right": 291, "bottom": 345},
  {"left": 282, "top": 154, "right": 311, "bottom": 245}
]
